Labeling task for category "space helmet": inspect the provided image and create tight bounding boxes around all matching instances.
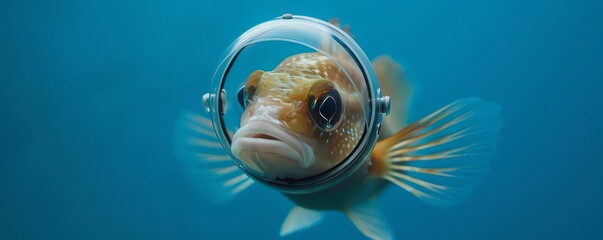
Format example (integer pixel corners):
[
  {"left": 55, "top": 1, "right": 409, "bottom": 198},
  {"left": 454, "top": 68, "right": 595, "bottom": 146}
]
[{"left": 202, "top": 14, "right": 390, "bottom": 193}]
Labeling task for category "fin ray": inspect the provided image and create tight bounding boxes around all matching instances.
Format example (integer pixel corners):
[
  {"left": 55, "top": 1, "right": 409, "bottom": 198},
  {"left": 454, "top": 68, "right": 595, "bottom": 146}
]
[
  {"left": 194, "top": 153, "right": 232, "bottom": 162},
  {"left": 175, "top": 111, "right": 254, "bottom": 202},
  {"left": 376, "top": 98, "right": 503, "bottom": 206}
]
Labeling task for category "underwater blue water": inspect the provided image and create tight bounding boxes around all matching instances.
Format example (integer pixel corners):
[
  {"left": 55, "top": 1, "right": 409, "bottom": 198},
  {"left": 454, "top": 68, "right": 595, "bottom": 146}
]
[{"left": 1, "top": 0, "right": 602, "bottom": 239}]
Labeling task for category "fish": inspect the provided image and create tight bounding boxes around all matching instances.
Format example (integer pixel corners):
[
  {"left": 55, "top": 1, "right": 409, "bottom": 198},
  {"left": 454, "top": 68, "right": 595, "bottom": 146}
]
[{"left": 176, "top": 19, "right": 503, "bottom": 240}]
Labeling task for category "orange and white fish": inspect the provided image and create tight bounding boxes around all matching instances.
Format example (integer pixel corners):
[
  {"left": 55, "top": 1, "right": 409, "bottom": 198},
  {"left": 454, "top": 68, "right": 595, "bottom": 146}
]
[{"left": 176, "top": 20, "right": 502, "bottom": 240}]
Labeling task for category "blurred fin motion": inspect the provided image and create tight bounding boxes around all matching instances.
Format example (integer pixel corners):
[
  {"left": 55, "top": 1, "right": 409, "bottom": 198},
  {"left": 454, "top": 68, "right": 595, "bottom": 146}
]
[
  {"left": 280, "top": 206, "right": 324, "bottom": 237},
  {"left": 371, "top": 98, "right": 503, "bottom": 206},
  {"left": 373, "top": 55, "right": 412, "bottom": 139},
  {"left": 175, "top": 112, "right": 254, "bottom": 202}
]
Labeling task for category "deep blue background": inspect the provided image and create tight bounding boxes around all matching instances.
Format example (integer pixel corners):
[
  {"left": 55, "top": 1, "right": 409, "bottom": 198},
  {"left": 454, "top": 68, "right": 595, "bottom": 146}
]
[{"left": 2, "top": 0, "right": 602, "bottom": 239}]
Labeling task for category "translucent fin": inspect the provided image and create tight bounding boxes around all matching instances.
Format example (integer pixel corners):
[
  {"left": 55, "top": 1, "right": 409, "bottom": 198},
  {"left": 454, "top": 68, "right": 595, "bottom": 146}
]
[
  {"left": 320, "top": 18, "right": 354, "bottom": 60},
  {"left": 328, "top": 18, "right": 352, "bottom": 37},
  {"left": 280, "top": 206, "right": 324, "bottom": 237},
  {"left": 174, "top": 111, "right": 254, "bottom": 202},
  {"left": 375, "top": 98, "right": 503, "bottom": 207},
  {"left": 373, "top": 55, "right": 412, "bottom": 139},
  {"left": 343, "top": 198, "right": 393, "bottom": 240}
]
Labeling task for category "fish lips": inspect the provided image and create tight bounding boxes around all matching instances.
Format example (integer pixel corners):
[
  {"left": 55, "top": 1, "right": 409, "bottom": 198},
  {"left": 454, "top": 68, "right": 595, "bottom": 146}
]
[{"left": 231, "top": 120, "right": 315, "bottom": 176}]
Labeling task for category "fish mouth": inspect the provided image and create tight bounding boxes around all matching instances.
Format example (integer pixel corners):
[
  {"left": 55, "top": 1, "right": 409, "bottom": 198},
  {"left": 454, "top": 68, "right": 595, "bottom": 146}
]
[{"left": 231, "top": 120, "right": 315, "bottom": 177}]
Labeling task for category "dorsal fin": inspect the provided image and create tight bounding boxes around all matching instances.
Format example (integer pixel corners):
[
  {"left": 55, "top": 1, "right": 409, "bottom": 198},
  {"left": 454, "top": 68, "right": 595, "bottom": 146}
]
[{"left": 373, "top": 55, "right": 412, "bottom": 139}]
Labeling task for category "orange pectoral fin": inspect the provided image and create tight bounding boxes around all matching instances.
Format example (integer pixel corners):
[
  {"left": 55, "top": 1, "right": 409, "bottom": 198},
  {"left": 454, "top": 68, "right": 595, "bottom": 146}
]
[
  {"left": 371, "top": 98, "right": 503, "bottom": 206},
  {"left": 368, "top": 140, "right": 391, "bottom": 177}
]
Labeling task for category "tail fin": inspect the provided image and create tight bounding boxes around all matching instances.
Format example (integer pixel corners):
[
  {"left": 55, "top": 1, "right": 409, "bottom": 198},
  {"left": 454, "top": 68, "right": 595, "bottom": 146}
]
[
  {"left": 373, "top": 98, "right": 503, "bottom": 206},
  {"left": 174, "top": 111, "right": 254, "bottom": 202}
]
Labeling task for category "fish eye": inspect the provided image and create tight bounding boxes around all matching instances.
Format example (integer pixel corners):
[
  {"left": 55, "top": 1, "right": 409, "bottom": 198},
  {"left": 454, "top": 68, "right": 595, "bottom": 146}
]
[
  {"left": 237, "top": 70, "right": 263, "bottom": 109},
  {"left": 308, "top": 81, "right": 344, "bottom": 132},
  {"left": 237, "top": 85, "right": 256, "bottom": 109},
  {"left": 237, "top": 86, "right": 245, "bottom": 108}
]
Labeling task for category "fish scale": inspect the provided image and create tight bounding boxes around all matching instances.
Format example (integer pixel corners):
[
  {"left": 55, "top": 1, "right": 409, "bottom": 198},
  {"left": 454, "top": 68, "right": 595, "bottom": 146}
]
[{"left": 261, "top": 52, "right": 365, "bottom": 164}]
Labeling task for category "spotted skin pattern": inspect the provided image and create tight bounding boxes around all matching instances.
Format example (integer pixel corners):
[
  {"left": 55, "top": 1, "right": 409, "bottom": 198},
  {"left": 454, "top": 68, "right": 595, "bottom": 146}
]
[
  {"left": 177, "top": 18, "right": 502, "bottom": 240},
  {"left": 241, "top": 52, "right": 366, "bottom": 175}
]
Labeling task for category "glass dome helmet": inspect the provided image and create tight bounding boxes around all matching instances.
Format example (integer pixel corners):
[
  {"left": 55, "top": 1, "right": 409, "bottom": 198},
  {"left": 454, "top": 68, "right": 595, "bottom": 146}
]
[{"left": 203, "top": 14, "right": 391, "bottom": 193}]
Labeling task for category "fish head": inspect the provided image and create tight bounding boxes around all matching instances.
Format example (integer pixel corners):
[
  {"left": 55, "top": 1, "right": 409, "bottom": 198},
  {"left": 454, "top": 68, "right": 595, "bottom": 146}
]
[{"left": 231, "top": 59, "right": 365, "bottom": 180}]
